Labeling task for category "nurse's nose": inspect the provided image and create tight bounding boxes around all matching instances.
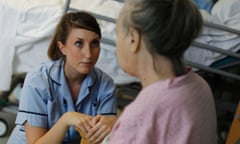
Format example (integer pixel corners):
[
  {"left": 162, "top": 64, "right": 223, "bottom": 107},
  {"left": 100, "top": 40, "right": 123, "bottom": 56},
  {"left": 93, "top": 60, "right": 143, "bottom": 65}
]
[{"left": 83, "top": 45, "right": 92, "bottom": 59}]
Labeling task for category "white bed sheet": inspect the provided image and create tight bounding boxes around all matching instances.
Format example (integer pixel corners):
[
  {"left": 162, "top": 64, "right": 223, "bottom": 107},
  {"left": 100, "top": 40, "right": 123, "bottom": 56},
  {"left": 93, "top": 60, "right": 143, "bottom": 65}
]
[
  {"left": 0, "top": 0, "right": 21, "bottom": 91},
  {"left": 0, "top": 0, "right": 65, "bottom": 91},
  {"left": 184, "top": 0, "right": 240, "bottom": 67}
]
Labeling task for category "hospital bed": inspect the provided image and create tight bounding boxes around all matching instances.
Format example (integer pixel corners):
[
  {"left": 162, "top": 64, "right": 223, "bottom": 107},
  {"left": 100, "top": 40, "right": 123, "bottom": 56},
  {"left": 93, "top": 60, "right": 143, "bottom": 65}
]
[
  {"left": 1, "top": 0, "right": 240, "bottom": 142},
  {"left": 1, "top": 0, "right": 239, "bottom": 94}
]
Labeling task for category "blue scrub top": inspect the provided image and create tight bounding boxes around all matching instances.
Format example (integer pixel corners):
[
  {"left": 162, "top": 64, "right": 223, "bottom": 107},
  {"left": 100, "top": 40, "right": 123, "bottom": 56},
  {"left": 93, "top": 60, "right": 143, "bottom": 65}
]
[{"left": 7, "top": 58, "right": 116, "bottom": 144}]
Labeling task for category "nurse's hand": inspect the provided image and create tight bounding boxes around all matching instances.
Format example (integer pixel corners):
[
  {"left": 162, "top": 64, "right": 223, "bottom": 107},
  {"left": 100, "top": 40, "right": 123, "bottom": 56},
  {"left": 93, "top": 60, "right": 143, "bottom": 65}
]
[
  {"left": 63, "top": 112, "right": 94, "bottom": 134},
  {"left": 86, "top": 115, "right": 117, "bottom": 144}
]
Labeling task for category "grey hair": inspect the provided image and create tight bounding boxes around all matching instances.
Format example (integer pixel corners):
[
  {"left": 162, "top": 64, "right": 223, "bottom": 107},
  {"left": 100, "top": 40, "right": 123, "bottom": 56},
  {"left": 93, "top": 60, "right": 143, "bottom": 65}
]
[{"left": 121, "top": 0, "right": 203, "bottom": 76}]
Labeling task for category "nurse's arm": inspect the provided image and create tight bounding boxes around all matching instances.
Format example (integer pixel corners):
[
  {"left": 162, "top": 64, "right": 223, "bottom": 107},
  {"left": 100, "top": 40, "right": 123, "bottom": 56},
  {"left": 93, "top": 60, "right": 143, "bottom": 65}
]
[{"left": 24, "top": 112, "right": 94, "bottom": 144}]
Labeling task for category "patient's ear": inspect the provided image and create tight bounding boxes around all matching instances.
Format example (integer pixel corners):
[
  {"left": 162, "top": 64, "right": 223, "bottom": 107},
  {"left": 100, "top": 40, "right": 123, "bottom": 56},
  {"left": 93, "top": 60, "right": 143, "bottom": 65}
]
[
  {"left": 57, "top": 41, "right": 66, "bottom": 55},
  {"left": 128, "top": 27, "right": 141, "bottom": 53}
]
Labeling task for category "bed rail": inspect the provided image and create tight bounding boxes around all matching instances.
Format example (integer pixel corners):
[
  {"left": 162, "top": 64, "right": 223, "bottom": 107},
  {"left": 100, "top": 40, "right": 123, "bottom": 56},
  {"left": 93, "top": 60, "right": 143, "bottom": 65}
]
[{"left": 188, "top": 21, "right": 240, "bottom": 80}]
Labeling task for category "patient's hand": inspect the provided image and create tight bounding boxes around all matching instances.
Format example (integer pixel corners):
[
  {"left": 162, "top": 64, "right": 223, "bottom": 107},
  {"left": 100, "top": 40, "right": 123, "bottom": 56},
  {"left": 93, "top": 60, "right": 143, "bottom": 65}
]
[{"left": 86, "top": 115, "right": 117, "bottom": 144}]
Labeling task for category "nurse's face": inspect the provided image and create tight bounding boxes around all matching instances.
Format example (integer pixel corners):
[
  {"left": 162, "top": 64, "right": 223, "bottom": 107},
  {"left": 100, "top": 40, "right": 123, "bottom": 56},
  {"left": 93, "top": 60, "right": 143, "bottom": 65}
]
[{"left": 59, "top": 28, "right": 100, "bottom": 75}]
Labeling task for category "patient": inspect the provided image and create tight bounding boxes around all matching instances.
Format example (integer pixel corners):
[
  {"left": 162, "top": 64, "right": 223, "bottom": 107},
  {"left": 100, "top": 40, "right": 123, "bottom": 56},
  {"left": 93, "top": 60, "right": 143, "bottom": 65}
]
[
  {"left": 104, "top": 0, "right": 217, "bottom": 143},
  {"left": 7, "top": 11, "right": 116, "bottom": 144}
]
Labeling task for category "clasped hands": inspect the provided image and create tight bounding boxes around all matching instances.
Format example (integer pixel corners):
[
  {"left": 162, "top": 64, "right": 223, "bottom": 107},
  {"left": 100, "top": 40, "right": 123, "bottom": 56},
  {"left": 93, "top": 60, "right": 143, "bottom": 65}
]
[{"left": 65, "top": 112, "right": 116, "bottom": 144}]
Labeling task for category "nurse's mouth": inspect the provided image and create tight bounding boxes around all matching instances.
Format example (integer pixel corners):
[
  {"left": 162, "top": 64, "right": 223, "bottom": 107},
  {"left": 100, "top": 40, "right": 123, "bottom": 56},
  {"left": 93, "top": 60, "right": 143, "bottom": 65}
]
[{"left": 81, "top": 62, "right": 92, "bottom": 66}]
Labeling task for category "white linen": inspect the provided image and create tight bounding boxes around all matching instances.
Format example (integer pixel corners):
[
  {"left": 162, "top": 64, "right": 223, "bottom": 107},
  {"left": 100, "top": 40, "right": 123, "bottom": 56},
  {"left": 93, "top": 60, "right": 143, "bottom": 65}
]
[
  {"left": 0, "top": 0, "right": 20, "bottom": 91},
  {"left": 13, "top": 0, "right": 65, "bottom": 74},
  {"left": 0, "top": 0, "right": 65, "bottom": 91},
  {"left": 184, "top": 6, "right": 240, "bottom": 67},
  {"left": 211, "top": 0, "right": 240, "bottom": 30}
]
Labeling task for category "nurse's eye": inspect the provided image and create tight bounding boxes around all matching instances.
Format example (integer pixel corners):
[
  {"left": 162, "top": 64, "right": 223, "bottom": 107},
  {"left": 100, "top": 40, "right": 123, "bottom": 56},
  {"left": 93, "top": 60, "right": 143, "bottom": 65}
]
[
  {"left": 75, "top": 40, "right": 83, "bottom": 48},
  {"left": 90, "top": 39, "right": 100, "bottom": 48}
]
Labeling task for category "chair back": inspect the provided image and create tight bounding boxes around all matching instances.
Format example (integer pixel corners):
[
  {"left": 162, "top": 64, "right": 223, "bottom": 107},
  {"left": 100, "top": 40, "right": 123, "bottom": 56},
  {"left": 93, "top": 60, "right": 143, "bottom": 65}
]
[{"left": 226, "top": 102, "right": 240, "bottom": 144}]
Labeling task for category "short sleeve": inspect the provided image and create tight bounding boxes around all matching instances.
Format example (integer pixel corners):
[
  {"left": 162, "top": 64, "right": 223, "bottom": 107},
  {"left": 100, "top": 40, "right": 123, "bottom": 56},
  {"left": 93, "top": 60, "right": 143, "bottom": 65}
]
[{"left": 15, "top": 71, "right": 49, "bottom": 128}]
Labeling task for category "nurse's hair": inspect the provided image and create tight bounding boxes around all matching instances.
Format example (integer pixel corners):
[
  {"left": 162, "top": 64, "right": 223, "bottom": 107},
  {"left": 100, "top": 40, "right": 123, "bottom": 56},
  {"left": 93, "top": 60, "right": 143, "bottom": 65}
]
[
  {"left": 121, "top": 0, "right": 202, "bottom": 76},
  {"left": 48, "top": 11, "right": 101, "bottom": 60}
]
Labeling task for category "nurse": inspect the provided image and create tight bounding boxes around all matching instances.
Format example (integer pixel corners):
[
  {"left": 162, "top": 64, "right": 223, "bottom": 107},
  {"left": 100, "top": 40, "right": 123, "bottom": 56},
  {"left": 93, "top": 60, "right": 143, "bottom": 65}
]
[
  {"left": 7, "top": 11, "right": 117, "bottom": 144},
  {"left": 105, "top": 0, "right": 217, "bottom": 143}
]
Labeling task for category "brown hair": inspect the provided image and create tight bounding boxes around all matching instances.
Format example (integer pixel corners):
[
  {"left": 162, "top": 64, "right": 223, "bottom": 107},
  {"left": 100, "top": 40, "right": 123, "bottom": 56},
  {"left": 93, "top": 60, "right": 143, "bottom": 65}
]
[{"left": 48, "top": 11, "right": 101, "bottom": 60}]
